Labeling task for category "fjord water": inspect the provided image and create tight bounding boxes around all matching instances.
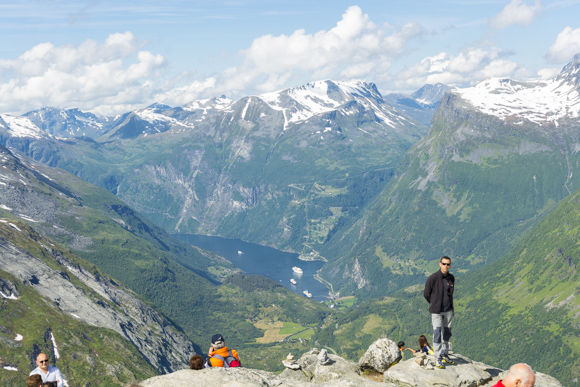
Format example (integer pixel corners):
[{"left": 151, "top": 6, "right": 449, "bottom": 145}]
[{"left": 173, "top": 234, "right": 329, "bottom": 301}]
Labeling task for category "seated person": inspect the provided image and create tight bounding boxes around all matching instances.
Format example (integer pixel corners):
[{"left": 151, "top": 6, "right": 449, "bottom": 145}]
[
  {"left": 205, "top": 334, "right": 241, "bottom": 367},
  {"left": 26, "top": 375, "right": 42, "bottom": 387},
  {"left": 189, "top": 354, "right": 204, "bottom": 370},
  {"left": 418, "top": 334, "right": 434, "bottom": 355}
]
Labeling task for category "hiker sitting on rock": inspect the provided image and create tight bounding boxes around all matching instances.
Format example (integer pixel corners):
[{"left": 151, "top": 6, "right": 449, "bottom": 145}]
[
  {"left": 189, "top": 354, "right": 204, "bottom": 370},
  {"left": 26, "top": 375, "right": 42, "bottom": 387},
  {"left": 205, "top": 334, "right": 241, "bottom": 368},
  {"left": 418, "top": 335, "right": 434, "bottom": 355}
]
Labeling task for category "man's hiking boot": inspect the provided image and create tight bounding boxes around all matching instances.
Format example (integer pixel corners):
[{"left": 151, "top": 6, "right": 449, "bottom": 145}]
[
  {"left": 442, "top": 355, "right": 455, "bottom": 365},
  {"left": 435, "top": 360, "right": 445, "bottom": 369}
]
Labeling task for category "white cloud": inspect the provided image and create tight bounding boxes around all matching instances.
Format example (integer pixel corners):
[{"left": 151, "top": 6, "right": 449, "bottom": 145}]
[
  {"left": 0, "top": 32, "right": 169, "bottom": 115},
  {"left": 0, "top": 7, "right": 426, "bottom": 115},
  {"left": 395, "top": 48, "right": 519, "bottom": 90},
  {"left": 213, "top": 6, "right": 423, "bottom": 95},
  {"left": 536, "top": 67, "right": 560, "bottom": 79},
  {"left": 547, "top": 26, "right": 580, "bottom": 63},
  {"left": 489, "top": 0, "right": 541, "bottom": 30}
]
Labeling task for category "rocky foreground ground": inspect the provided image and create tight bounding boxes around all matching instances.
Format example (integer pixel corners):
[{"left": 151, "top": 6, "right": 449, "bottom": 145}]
[{"left": 136, "top": 339, "right": 563, "bottom": 387}]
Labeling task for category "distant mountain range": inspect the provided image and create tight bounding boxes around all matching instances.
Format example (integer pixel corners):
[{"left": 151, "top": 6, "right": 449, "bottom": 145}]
[{"left": 0, "top": 80, "right": 429, "bottom": 266}]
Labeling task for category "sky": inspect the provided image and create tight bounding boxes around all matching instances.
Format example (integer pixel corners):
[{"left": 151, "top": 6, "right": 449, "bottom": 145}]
[{"left": 1, "top": 0, "right": 580, "bottom": 116}]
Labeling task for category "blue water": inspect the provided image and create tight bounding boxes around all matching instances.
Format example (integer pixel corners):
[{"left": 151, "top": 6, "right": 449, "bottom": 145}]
[{"left": 173, "top": 234, "right": 330, "bottom": 301}]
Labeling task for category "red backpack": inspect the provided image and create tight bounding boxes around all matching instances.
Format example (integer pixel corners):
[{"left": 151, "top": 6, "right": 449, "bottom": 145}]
[{"left": 205, "top": 349, "right": 241, "bottom": 368}]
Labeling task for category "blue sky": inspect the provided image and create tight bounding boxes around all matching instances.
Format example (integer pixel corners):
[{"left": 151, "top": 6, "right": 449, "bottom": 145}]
[{"left": 1, "top": 0, "right": 580, "bottom": 115}]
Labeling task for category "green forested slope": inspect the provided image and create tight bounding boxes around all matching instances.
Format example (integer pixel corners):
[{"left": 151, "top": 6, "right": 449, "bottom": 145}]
[
  {"left": 0, "top": 221, "right": 159, "bottom": 386},
  {"left": 0, "top": 147, "right": 330, "bottom": 374},
  {"left": 319, "top": 92, "right": 577, "bottom": 298}
]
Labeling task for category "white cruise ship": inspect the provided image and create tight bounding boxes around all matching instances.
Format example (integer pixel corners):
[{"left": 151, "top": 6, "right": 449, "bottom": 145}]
[{"left": 292, "top": 266, "right": 303, "bottom": 274}]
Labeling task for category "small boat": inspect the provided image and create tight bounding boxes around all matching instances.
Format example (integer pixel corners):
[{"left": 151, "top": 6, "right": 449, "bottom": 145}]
[
  {"left": 292, "top": 266, "right": 303, "bottom": 274},
  {"left": 237, "top": 250, "right": 243, "bottom": 255},
  {"left": 290, "top": 278, "right": 297, "bottom": 285},
  {"left": 303, "top": 290, "right": 312, "bottom": 298}
]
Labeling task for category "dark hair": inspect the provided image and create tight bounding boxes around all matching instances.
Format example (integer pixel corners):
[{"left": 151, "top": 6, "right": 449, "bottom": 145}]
[
  {"left": 43, "top": 383, "right": 56, "bottom": 387},
  {"left": 440, "top": 256, "right": 451, "bottom": 263},
  {"left": 418, "top": 334, "right": 430, "bottom": 349},
  {"left": 397, "top": 341, "right": 405, "bottom": 349},
  {"left": 189, "top": 354, "right": 204, "bottom": 370},
  {"left": 26, "top": 375, "right": 42, "bottom": 387}
]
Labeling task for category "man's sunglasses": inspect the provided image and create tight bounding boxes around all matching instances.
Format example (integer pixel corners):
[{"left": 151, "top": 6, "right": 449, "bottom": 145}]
[
  {"left": 441, "top": 263, "right": 451, "bottom": 266},
  {"left": 38, "top": 360, "right": 49, "bottom": 363}
]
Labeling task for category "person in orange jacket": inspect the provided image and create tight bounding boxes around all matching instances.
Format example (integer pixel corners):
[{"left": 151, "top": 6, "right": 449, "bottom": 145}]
[{"left": 206, "top": 334, "right": 241, "bottom": 368}]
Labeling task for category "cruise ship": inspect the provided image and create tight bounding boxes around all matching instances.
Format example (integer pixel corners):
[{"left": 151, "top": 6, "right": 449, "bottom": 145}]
[
  {"left": 290, "top": 278, "right": 297, "bottom": 285},
  {"left": 303, "top": 290, "right": 312, "bottom": 298},
  {"left": 292, "top": 266, "right": 303, "bottom": 274}
]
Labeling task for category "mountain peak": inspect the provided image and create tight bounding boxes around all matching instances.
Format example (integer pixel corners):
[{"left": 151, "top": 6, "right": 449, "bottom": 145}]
[
  {"left": 556, "top": 52, "right": 580, "bottom": 85},
  {"left": 411, "top": 83, "right": 452, "bottom": 107},
  {"left": 454, "top": 55, "right": 580, "bottom": 125}
]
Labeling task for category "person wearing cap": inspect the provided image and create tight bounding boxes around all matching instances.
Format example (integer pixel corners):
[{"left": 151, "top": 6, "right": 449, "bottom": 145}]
[{"left": 206, "top": 334, "right": 240, "bottom": 367}]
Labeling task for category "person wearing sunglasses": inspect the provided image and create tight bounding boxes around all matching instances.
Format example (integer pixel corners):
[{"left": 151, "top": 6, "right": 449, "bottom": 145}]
[
  {"left": 424, "top": 256, "right": 455, "bottom": 369},
  {"left": 29, "top": 353, "right": 63, "bottom": 387}
]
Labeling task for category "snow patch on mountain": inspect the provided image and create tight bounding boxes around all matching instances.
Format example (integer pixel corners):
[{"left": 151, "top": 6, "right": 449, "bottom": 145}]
[
  {"left": 136, "top": 108, "right": 195, "bottom": 129},
  {"left": 183, "top": 96, "right": 233, "bottom": 112},
  {"left": 455, "top": 77, "right": 580, "bottom": 125},
  {"left": 0, "top": 115, "right": 46, "bottom": 138}
]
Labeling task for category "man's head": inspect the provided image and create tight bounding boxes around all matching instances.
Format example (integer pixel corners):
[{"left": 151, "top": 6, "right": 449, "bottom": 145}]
[
  {"left": 502, "top": 363, "right": 535, "bottom": 387},
  {"left": 26, "top": 374, "right": 42, "bottom": 387},
  {"left": 36, "top": 353, "right": 49, "bottom": 371},
  {"left": 211, "top": 333, "right": 225, "bottom": 349},
  {"left": 189, "top": 354, "right": 204, "bottom": 370},
  {"left": 439, "top": 256, "right": 451, "bottom": 275},
  {"left": 397, "top": 341, "right": 405, "bottom": 350}
]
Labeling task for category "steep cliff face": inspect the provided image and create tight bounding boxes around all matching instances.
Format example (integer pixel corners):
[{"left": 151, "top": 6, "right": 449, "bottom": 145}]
[
  {"left": 0, "top": 219, "right": 197, "bottom": 385},
  {"left": 0, "top": 223, "right": 195, "bottom": 373}
]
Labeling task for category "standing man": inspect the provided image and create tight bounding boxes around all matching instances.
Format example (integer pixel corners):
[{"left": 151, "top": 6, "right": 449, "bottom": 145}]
[
  {"left": 29, "top": 353, "right": 63, "bottom": 387},
  {"left": 424, "top": 256, "right": 455, "bottom": 369}
]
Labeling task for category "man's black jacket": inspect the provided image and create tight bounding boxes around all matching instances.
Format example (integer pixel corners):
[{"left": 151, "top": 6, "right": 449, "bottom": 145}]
[{"left": 424, "top": 270, "right": 455, "bottom": 314}]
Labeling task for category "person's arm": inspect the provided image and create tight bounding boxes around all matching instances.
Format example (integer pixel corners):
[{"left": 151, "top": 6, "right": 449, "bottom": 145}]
[
  {"left": 55, "top": 369, "right": 64, "bottom": 387},
  {"left": 424, "top": 276, "right": 432, "bottom": 303},
  {"left": 405, "top": 348, "right": 416, "bottom": 354}
]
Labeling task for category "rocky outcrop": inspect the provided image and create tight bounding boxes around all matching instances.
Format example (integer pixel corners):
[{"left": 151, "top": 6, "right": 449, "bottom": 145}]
[
  {"left": 358, "top": 337, "right": 401, "bottom": 373},
  {"left": 385, "top": 353, "right": 562, "bottom": 387},
  {"left": 137, "top": 346, "right": 563, "bottom": 387}
]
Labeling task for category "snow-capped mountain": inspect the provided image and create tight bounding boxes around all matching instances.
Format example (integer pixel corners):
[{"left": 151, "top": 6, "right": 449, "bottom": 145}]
[
  {"left": 100, "top": 79, "right": 423, "bottom": 141},
  {"left": 455, "top": 56, "right": 580, "bottom": 125},
  {"left": 0, "top": 78, "right": 428, "bottom": 263},
  {"left": 0, "top": 114, "right": 48, "bottom": 139},
  {"left": 24, "top": 107, "right": 115, "bottom": 138},
  {"left": 320, "top": 54, "right": 580, "bottom": 299},
  {"left": 258, "top": 80, "right": 410, "bottom": 130}
]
